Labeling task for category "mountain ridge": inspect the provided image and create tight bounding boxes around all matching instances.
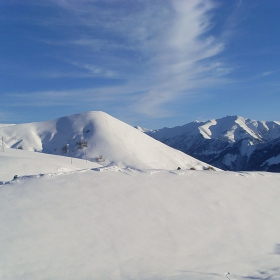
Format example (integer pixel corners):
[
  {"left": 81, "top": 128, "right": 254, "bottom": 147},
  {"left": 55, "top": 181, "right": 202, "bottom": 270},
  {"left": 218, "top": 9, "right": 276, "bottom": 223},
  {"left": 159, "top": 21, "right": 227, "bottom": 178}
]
[{"left": 144, "top": 115, "right": 280, "bottom": 172}]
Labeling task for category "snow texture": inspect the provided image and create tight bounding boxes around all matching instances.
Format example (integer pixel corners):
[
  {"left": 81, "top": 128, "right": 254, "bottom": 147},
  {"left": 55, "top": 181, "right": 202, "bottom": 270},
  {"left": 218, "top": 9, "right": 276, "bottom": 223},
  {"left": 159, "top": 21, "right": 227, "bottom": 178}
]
[{"left": 1, "top": 145, "right": 280, "bottom": 280}]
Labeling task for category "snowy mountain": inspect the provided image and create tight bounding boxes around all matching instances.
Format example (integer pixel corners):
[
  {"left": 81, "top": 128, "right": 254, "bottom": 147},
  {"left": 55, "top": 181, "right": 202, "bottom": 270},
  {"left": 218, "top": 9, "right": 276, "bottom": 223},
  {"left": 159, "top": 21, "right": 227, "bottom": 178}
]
[
  {"left": 0, "top": 111, "right": 214, "bottom": 171},
  {"left": 144, "top": 116, "right": 280, "bottom": 172},
  {"left": 1, "top": 148, "right": 280, "bottom": 279}
]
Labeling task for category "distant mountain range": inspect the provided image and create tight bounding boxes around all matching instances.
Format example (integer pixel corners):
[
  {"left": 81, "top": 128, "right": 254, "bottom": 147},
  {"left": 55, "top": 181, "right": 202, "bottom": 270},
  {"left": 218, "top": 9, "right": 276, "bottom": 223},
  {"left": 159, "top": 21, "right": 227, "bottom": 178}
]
[
  {"left": 143, "top": 116, "right": 280, "bottom": 172},
  {"left": 0, "top": 111, "right": 212, "bottom": 171},
  {"left": 2, "top": 113, "right": 279, "bottom": 172}
]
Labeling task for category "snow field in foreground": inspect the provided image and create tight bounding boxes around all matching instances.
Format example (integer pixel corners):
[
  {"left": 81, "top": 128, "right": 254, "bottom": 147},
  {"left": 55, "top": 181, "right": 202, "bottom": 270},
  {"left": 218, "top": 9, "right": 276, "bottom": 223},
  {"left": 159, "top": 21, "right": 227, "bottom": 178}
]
[{"left": 1, "top": 163, "right": 280, "bottom": 280}]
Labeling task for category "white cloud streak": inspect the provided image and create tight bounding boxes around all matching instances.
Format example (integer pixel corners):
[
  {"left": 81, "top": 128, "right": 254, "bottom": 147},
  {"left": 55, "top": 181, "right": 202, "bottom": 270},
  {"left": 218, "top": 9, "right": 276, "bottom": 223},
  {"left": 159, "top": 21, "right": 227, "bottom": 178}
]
[{"left": 7, "top": 0, "right": 229, "bottom": 119}]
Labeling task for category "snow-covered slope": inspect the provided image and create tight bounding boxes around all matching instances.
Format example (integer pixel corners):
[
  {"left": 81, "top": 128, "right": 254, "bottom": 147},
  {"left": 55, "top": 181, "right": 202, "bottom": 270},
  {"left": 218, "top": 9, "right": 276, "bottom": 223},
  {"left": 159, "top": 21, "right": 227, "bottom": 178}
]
[
  {"left": 0, "top": 148, "right": 101, "bottom": 181},
  {"left": 145, "top": 116, "right": 280, "bottom": 172},
  {"left": 1, "top": 149, "right": 280, "bottom": 279},
  {"left": 0, "top": 111, "right": 214, "bottom": 171}
]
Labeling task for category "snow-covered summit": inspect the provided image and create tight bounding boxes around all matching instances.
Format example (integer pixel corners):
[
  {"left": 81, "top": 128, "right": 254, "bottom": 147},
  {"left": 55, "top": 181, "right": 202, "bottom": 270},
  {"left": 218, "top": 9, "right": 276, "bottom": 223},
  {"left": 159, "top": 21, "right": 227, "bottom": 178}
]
[
  {"left": 0, "top": 111, "right": 213, "bottom": 171},
  {"left": 134, "top": 126, "right": 151, "bottom": 133}
]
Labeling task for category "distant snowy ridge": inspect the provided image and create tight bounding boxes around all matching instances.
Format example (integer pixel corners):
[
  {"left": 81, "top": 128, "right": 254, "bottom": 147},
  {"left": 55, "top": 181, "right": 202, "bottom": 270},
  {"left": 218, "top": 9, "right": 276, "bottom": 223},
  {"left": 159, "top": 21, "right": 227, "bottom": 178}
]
[
  {"left": 0, "top": 111, "right": 215, "bottom": 171},
  {"left": 148, "top": 115, "right": 280, "bottom": 143},
  {"left": 134, "top": 126, "right": 151, "bottom": 133},
  {"left": 145, "top": 115, "right": 280, "bottom": 172},
  {"left": 0, "top": 124, "right": 15, "bottom": 128}
]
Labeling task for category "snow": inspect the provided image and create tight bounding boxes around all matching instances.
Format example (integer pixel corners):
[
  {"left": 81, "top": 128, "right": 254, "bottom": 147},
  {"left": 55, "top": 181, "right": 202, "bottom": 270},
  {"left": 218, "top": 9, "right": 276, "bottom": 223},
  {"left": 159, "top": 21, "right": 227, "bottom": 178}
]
[
  {"left": 198, "top": 119, "right": 216, "bottom": 139},
  {"left": 147, "top": 115, "right": 280, "bottom": 143},
  {"left": 199, "top": 116, "right": 263, "bottom": 142},
  {"left": 1, "top": 112, "right": 280, "bottom": 279},
  {"left": 222, "top": 153, "right": 237, "bottom": 167},
  {"left": 0, "top": 111, "right": 213, "bottom": 171},
  {"left": 0, "top": 148, "right": 101, "bottom": 181},
  {"left": 262, "top": 154, "right": 280, "bottom": 166},
  {"left": 1, "top": 148, "right": 280, "bottom": 280},
  {"left": 0, "top": 124, "right": 15, "bottom": 128},
  {"left": 147, "top": 121, "right": 203, "bottom": 140},
  {"left": 134, "top": 126, "right": 151, "bottom": 133},
  {"left": 240, "top": 139, "right": 256, "bottom": 156}
]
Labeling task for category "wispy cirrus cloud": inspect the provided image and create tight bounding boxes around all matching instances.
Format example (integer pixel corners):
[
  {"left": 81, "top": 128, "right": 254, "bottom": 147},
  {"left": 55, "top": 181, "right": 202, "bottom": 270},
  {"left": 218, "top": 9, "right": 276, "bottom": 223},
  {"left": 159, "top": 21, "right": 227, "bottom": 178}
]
[
  {"left": 3, "top": 0, "right": 230, "bottom": 120},
  {"left": 261, "top": 71, "right": 276, "bottom": 77}
]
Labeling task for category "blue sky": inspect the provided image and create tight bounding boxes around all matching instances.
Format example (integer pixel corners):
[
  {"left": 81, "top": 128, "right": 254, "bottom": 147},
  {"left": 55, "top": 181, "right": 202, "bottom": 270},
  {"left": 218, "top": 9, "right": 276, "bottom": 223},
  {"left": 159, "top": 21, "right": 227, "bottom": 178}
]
[{"left": 1, "top": 0, "right": 280, "bottom": 128}]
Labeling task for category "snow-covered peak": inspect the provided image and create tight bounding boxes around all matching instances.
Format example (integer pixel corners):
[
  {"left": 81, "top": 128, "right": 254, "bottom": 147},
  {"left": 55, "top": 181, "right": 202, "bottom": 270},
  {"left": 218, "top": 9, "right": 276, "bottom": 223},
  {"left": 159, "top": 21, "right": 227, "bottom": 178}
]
[
  {"left": 147, "top": 121, "right": 205, "bottom": 140},
  {"left": 134, "top": 126, "right": 151, "bottom": 133},
  {"left": 0, "top": 111, "right": 213, "bottom": 171}
]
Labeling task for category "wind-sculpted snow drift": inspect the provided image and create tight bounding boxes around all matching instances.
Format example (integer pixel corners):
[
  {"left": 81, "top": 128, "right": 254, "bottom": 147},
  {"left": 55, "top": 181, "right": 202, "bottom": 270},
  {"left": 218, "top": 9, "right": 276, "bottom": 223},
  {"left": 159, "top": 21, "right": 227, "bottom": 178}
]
[{"left": 0, "top": 111, "right": 214, "bottom": 171}]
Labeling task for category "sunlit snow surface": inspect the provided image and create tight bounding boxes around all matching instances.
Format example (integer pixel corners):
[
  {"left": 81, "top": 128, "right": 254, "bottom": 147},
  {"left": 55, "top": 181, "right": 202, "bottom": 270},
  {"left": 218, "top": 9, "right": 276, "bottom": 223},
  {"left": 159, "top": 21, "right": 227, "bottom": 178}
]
[
  {"left": 1, "top": 149, "right": 280, "bottom": 279},
  {"left": 0, "top": 148, "right": 101, "bottom": 181},
  {"left": 0, "top": 111, "right": 212, "bottom": 171}
]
